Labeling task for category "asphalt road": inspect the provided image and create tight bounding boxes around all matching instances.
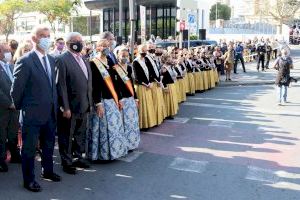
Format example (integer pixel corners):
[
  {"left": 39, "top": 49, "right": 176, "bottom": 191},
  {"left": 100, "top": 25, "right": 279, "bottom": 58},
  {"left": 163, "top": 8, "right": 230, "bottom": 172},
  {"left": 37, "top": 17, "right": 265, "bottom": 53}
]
[{"left": 1, "top": 50, "right": 300, "bottom": 200}]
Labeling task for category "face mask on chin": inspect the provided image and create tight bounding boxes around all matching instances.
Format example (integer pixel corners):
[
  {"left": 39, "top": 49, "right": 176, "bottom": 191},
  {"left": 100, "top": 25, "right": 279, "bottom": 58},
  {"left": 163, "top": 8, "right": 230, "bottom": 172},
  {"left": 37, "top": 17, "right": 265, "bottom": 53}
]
[{"left": 140, "top": 53, "right": 147, "bottom": 58}]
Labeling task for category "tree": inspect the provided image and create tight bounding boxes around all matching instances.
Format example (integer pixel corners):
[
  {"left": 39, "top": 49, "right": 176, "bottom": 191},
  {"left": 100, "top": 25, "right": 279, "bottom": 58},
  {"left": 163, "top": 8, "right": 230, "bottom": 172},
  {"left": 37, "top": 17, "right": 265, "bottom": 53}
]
[
  {"left": 0, "top": 0, "right": 29, "bottom": 41},
  {"left": 267, "top": 0, "right": 300, "bottom": 34},
  {"left": 33, "top": 0, "right": 81, "bottom": 36},
  {"left": 210, "top": 3, "right": 231, "bottom": 21}
]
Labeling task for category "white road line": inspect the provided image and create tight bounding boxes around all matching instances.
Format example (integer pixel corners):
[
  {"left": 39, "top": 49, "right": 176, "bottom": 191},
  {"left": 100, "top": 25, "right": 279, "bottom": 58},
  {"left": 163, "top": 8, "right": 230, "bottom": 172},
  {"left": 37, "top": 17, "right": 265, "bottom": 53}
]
[
  {"left": 194, "top": 117, "right": 254, "bottom": 125},
  {"left": 208, "top": 120, "right": 234, "bottom": 128},
  {"left": 165, "top": 117, "right": 190, "bottom": 124},
  {"left": 169, "top": 157, "right": 208, "bottom": 174},
  {"left": 118, "top": 151, "right": 144, "bottom": 163},
  {"left": 189, "top": 97, "right": 253, "bottom": 104},
  {"left": 142, "top": 131, "right": 175, "bottom": 137},
  {"left": 246, "top": 166, "right": 281, "bottom": 184}
]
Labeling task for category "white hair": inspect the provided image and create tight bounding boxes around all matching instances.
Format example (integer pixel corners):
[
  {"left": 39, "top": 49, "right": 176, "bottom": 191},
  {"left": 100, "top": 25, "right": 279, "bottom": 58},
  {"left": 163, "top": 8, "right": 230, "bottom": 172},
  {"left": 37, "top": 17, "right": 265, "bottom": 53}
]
[
  {"left": 31, "top": 25, "right": 50, "bottom": 37},
  {"left": 65, "top": 32, "right": 82, "bottom": 43}
]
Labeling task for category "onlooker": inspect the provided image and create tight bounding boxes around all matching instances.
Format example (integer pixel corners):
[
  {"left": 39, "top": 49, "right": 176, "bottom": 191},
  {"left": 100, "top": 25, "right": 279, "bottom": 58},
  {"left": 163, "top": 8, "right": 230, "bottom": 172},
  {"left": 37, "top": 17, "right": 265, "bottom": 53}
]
[
  {"left": 9, "top": 40, "right": 19, "bottom": 57},
  {"left": 50, "top": 38, "right": 65, "bottom": 57},
  {"left": 223, "top": 44, "right": 235, "bottom": 81},
  {"left": 274, "top": 49, "right": 293, "bottom": 106},
  {"left": 13, "top": 41, "right": 33, "bottom": 64},
  {"left": 0, "top": 43, "right": 21, "bottom": 173},
  {"left": 56, "top": 32, "right": 93, "bottom": 174},
  {"left": 11, "top": 25, "right": 61, "bottom": 192}
]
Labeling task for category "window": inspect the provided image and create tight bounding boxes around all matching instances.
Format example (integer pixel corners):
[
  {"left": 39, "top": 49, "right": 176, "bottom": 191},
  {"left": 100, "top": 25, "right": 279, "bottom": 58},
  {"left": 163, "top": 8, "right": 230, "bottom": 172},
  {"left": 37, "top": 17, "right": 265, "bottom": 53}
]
[{"left": 73, "top": 16, "right": 88, "bottom": 36}]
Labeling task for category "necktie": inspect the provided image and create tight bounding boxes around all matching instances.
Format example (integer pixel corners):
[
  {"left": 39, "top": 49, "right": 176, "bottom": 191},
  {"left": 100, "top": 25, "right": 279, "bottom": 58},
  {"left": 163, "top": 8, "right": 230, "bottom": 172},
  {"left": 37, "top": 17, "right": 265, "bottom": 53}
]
[
  {"left": 42, "top": 56, "right": 52, "bottom": 86},
  {"left": 75, "top": 55, "right": 88, "bottom": 79},
  {"left": 3, "top": 64, "right": 13, "bottom": 82}
]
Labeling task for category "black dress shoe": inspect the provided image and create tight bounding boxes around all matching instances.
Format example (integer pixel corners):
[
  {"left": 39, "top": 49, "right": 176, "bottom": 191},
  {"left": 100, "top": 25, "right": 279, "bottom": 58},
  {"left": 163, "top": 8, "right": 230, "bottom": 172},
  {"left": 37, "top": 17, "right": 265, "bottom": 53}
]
[
  {"left": 24, "top": 181, "right": 42, "bottom": 192},
  {"left": 0, "top": 162, "right": 8, "bottom": 172},
  {"left": 63, "top": 165, "right": 77, "bottom": 174},
  {"left": 41, "top": 173, "right": 61, "bottom": 182},
  {"left": 73, "top": 160, "right": 90, "bottom": 169}
]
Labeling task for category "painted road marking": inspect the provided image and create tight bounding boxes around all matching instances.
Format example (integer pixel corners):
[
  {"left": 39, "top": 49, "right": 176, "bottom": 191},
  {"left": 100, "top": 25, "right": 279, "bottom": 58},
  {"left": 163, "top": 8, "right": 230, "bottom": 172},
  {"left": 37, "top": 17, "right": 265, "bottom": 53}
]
[
  {"left": 194, "top": 117, "right": 254, "bottom": 125},
  {"left": 165, "top": 117, "right": 190, "bottom": 124},
  {"left": 118, "top": 151, "right": 144, "bottom": 163},
  {"left": 142, "top": 131, "right": 175, "bottom": 137},
  {"left": 208, "top": 120, "right": 234, "bottom": 128},
  {"left": 169, "top": 157, "right": 208, "bottom": 174},
  {"left": 246, "top": 166, "right": 281, "bottom": 184}
]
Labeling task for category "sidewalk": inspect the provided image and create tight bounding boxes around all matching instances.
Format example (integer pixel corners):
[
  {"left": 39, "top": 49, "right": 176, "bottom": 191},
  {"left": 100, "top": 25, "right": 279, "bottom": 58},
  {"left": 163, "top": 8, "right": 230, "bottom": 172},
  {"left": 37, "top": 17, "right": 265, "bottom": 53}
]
[{"left": 219, "top": 46, "right": 300, "bottom": 87}]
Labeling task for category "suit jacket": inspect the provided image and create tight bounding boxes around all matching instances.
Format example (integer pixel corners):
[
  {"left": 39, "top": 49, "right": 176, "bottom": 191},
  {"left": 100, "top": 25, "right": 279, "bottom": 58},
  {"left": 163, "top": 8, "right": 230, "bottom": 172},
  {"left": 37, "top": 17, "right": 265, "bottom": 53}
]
[
  {"left": 56, "top": 51, "right": 93, "bottom": 114},
  {"left": 0, "top": 63, "right": 13, "bottom": 110},
  {"left": 11, "top": 51, "right": 57, "bottom": 125}
]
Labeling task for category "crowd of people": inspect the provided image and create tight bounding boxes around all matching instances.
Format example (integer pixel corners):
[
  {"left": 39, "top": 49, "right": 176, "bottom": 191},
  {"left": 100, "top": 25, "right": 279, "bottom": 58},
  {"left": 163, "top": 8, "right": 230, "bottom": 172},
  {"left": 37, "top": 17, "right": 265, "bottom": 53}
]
[{"left": 0, "top": 25, "right": 221, "bottom": 192}]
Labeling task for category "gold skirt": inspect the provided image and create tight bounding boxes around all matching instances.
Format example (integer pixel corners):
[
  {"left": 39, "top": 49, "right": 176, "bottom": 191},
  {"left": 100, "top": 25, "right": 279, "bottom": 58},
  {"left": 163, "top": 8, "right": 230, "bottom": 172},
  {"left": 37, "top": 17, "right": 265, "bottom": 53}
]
[
  {"left": 183, "top": 76, "right": 189, "bottom": 93},
  {"left": 179, "top": 79, "right": 187, "bottom": 102},
  {"left": 214, "top": 69, "right": 220, "bottom": 84},
  {"left": 151, "top": 83, "right": 167, "bottom": 125},
  {"left": 203, "top": 71, "right": 209, "bottom": 90},
  {"left": 163, "top": 83, "right": 179, "bottom": 117},
  {"left": 175, "top": 81, "right": 182, "bottom": 103},
  {"left": 199, "top": 71, "right": 205, "bottom": 91},
  {"left": 209, "top": 70, "right": 216, "bottom": 88},
  {"left": 187, "top": 73, "right": 195, "bottom": 94},
  {"left": 136, "top": 84, "right": 156, "bottom": 129}
]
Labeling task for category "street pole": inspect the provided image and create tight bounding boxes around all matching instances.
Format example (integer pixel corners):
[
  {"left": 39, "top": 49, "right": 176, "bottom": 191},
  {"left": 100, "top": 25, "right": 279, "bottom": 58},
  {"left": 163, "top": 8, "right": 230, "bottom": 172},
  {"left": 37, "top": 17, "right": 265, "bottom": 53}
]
[
  {"left": 129, "top": 0, "right": 136, "bottom": 61},
  {"left": 215, "top": 2, "right": 218, "bottom": 28},
  {"left": 119, "top": 0, "right": 123, "bottom": 38}
]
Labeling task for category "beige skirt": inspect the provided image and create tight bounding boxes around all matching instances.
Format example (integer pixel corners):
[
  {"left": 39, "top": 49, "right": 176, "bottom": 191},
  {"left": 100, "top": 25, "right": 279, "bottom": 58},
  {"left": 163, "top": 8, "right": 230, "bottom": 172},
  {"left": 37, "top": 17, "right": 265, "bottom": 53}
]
[
  {"left": 187, "top": 73, "right": 195, "bottom": 94},
  {"left": 151, "top": 83, "right": 167, "bottom": 125},
  {"left": 136, "top": 84, "right": 156, "bottom": 129},
  {"left": 163, "top": 83, "right": 179, "bottom": 117}
]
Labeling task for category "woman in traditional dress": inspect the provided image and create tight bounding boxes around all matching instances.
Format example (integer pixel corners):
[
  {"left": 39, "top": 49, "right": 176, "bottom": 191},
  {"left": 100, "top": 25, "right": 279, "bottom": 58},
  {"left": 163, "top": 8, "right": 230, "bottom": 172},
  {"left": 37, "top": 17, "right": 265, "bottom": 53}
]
[
  {"left": 88, "top": 39, "right": 128, "bottom": 161},
  {"left": 113, "top": 47, "right": 140, "bottom": 151},
  {"left": 133, "top": 45, "right": 156, "bottom": 130},
  {"left": 161, "top": 54, "right": 179, "bottom": 119},
  {"left": 174, "top": 54, "right": 187, "bottom": 103},
  {"left": 184, "top": 52, "right": 196, "bottom": 95}
]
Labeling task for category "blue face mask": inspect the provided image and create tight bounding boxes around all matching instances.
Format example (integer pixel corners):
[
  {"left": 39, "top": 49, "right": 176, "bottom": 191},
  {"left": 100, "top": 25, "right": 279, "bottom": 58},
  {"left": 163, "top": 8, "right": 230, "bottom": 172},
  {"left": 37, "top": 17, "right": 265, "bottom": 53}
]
[
  {"left": 38, "top": 37, "right": 52, "bottom": 52},
  {"left": 102, "top": 48, "right": 110, "bottom": 56},
  {"left": 111, "top": 40, "right": 117, "bottom": 50}
]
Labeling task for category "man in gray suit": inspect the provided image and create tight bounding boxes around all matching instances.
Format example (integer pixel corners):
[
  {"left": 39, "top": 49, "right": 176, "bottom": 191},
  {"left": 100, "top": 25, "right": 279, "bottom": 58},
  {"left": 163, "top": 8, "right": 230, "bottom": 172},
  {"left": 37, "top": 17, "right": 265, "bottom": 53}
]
[
  {"left": 56, "top": 32, "right": 93, "bottom": 174},
  {"left": 0, "top": 43, "right": 21, "bottom": 172},
  {"left": 11, "top": 26, "right": 61, "bottom": 192}
]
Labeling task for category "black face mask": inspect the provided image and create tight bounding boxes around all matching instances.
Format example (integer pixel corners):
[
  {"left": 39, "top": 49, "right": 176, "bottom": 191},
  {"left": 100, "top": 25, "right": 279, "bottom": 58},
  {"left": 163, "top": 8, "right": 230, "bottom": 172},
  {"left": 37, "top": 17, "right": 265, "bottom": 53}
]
[
  {"left": 148, "top": 49, "right": 155, "bottom": 54},
  {"left": 70, "top": 42, "right": 83, "bottom": 53},
  {"left": 155, "top": 53, "right": 163, "bottom": 56},
  {"left": 140, "top": 53, "right": 147, "bottom": 57}
]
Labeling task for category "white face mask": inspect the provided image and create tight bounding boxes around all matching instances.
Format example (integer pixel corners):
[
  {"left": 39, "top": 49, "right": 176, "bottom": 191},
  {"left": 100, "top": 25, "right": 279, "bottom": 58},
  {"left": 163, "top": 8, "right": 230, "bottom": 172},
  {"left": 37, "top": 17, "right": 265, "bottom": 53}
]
[
  {"left": 38, "top": 37, "right": 52, "bottom": 52},
  {"left": 111, "top": 40, "right": 117, "bottom": 50},
  {"left": 3, "top": 52, "right": 12, "bottom": 63}
]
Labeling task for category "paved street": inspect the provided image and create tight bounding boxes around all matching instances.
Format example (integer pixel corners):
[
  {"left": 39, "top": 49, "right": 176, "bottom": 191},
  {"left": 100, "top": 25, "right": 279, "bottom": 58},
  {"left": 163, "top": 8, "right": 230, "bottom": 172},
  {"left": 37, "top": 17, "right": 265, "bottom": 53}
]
[{"left": 1, "top": 50, "right": 300, "bottom": 200}]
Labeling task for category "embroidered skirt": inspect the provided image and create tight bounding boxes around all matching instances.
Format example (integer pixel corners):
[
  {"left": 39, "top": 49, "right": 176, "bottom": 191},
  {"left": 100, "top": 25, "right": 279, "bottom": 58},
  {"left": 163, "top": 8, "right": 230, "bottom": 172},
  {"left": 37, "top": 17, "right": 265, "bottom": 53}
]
[
  {"left": 121, "top": 97, "right": 140, "bottom": 151},
  {"left": 88, "top": 99, "right": 128, "bottom": 161},
  {"left": 163, "top": 83, "right": 179, "bottom": 117},
  {"left": 136, "top": 84, "right": 156, "bottom": 129},
  {"left": 151, "top": 83, "right": 167, "bottom": 125}
]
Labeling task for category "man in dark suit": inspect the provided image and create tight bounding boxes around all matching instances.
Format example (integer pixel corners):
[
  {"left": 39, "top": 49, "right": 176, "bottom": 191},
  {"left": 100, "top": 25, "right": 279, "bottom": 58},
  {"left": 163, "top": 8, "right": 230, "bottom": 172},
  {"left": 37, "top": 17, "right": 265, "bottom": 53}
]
[
  {"left": 99, "top": 31, "right": 118, "bottom": 67},
  {"left": 11, "top": 26, "right": 61, "bottom": 192},
  {"left": 0, "top": 43, "right": 21, "bottom": 172},
  {"left": 56, "top": 32, "right": 93, "bottom": 175}
]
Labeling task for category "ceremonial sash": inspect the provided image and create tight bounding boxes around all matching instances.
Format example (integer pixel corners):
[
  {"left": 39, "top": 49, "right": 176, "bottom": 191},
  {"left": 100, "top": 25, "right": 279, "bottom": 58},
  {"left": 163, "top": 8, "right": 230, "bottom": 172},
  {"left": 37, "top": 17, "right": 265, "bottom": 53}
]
[
  {"left": 93, "top": 58, "right": 119, "bottom": 105},
  {"left": 134, "top": 58, "right": 150, "bottom": 81},
  {"left": 146, "top": 55, "right": 160, "bottom": 79},
  {"left": 114, "top": 64, "right": 135, "bottom": 97}
]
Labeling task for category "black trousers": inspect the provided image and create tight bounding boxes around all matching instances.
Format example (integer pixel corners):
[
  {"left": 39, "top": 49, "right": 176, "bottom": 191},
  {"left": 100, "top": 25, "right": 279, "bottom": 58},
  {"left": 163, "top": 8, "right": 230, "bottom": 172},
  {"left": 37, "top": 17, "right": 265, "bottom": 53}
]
[
  {"left": 0, "top": 109, "right": 19, "bottom": 163},
  {"left": 57, "top": 111, "right": 88, "bottom": 166},
  {"left": 257, "top": 55, "right": 265, "bottom": 71},
  {"left": 234, "top": 55, "right": 246, "bottom": 73},
  {"left": 21, "top": 113, "right": 56, "bottom": 184},
  {"left": 266, "top": 53, "right": 271, "bottom": 68}
]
